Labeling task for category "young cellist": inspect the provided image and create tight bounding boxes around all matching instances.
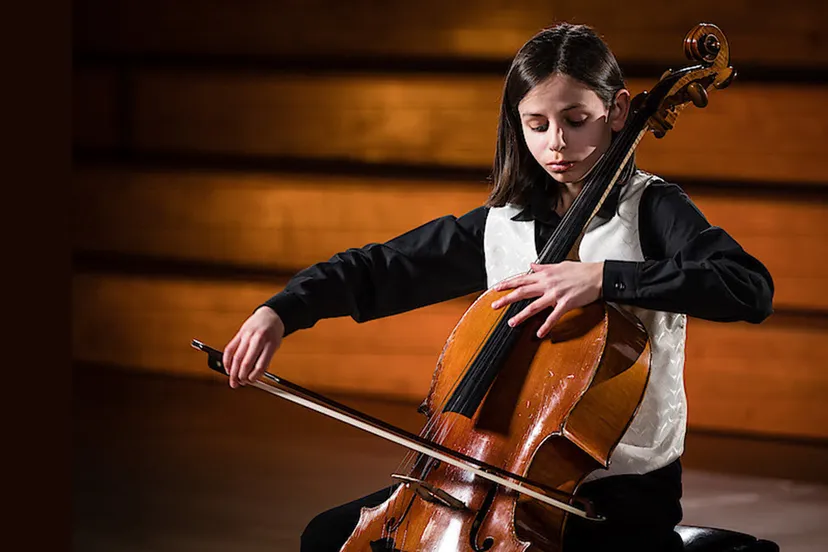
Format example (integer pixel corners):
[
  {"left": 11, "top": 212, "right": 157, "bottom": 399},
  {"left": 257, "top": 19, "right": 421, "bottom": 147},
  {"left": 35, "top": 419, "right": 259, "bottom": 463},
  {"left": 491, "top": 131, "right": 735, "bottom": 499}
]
[{"left": 221, "top": 23, "right": 773, "bottom": 551}]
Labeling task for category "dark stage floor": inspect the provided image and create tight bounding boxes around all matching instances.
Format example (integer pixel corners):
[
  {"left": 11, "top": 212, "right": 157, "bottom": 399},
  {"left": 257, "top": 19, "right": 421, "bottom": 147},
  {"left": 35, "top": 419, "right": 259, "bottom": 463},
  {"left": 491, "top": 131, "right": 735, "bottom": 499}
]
[{"left": 72, "top": 365, "right": 827, "bottom": 551}]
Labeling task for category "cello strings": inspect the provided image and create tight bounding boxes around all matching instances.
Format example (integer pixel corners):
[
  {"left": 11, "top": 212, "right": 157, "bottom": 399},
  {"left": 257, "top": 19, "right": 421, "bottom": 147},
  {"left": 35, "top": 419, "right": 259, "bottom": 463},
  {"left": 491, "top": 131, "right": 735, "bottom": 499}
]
[
  {"left": 379, "top": 111, "right": 644, "bottom": 541},
  {"left": 399, "top": 295, "right": 509, "bottom": 463},
  {"left": 381, "top": 305, "right": 510, "bottom": 539},
  {"left": 420, "top": 112, "right": 642, "bottom": 446},
  {"left": 403, "top": 119, "right": 634, "bottom": 478},
  {"left": 447, "top": 114, "right": 642, "bottom": 417}
]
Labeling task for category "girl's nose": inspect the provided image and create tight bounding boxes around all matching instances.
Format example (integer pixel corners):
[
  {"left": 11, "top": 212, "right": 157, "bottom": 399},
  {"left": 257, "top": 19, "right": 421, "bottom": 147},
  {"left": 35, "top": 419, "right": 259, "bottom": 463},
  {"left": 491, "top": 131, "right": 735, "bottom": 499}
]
[{"left": 547, "top": 126, "right": 566, "bottom": 152}]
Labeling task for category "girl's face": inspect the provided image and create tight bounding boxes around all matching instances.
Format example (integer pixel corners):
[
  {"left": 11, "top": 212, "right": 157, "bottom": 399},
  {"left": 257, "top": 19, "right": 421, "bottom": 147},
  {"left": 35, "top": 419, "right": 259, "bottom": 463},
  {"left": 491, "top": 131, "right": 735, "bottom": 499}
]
[{"left": 518, "top": 73, "right": 630, "bottom": 185}]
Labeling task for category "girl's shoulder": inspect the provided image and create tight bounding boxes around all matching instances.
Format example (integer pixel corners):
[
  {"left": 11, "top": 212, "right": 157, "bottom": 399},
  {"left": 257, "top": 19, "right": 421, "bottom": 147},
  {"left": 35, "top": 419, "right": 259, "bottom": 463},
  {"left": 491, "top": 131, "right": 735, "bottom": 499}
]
[
  {"left": 488, "top": 203, "right": 525, "bottom": 218},
  {"left": 624, "top": 169, "right": 686, "bottom": 203},
  {"left": 628, "top": 169, "right": 709, "bottom": 225}
]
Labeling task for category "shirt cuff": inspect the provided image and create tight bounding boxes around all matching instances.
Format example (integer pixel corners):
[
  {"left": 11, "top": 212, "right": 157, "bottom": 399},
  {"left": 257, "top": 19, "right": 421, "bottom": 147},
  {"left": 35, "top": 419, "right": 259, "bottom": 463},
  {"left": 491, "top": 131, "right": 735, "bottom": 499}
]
[
  {"left": 260, "top": 291, "right": 308, "bottom": 337},
  {"left": 602, "top": 260, "right": 640, "bottom": 302}
]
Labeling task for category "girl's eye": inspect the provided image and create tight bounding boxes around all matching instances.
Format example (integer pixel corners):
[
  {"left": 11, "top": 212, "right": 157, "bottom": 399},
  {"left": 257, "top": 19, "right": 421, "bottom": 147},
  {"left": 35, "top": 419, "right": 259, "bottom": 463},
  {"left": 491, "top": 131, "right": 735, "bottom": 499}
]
[{"left": 528, "top": 118, "right": 586, "bottom": 132}]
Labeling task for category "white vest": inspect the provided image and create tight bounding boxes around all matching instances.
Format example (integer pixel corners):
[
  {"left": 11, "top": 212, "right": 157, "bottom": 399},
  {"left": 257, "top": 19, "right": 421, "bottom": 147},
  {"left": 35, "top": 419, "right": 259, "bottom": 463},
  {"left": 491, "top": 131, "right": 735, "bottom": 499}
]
[{"left": 483, "top": 170, "right": 687, "bottom": 481}]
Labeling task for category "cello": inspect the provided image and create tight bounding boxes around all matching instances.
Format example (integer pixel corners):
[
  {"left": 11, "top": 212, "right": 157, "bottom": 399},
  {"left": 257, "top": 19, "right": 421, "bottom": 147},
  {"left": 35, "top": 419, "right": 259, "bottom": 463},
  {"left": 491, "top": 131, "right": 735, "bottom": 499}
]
[{"left": 193, "top": 23, "right": 736, "bottom": 551}]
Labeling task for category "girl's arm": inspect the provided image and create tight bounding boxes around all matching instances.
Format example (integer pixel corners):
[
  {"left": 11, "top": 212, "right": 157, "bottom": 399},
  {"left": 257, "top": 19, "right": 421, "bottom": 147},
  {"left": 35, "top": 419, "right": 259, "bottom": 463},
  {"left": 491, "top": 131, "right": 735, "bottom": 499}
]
[
  {"left": 262, "top": 206, "right": 490, "bottom": 336},
  {"left": 603, "top": 182, "right": 774, "bottom": 322}
]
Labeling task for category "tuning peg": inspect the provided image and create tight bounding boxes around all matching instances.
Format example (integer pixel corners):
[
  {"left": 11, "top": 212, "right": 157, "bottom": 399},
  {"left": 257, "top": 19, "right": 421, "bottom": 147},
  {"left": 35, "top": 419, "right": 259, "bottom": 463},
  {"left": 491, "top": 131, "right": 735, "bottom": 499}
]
[
  {"left": 687, "top": 82, "right": 709, "bottom": 108},
  {"left": 715, "top": 67, "right": 737, "bottom": 90},
  {"left": 649, "top": 113, "right": 673, "bottom": 138}
]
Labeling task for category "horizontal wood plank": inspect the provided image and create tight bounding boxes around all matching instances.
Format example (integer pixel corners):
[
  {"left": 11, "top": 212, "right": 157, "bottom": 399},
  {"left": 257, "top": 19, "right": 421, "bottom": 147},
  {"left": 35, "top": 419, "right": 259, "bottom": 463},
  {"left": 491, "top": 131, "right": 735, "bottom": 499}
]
[
  {"left": 72, "top": 167, "right": 828, "bottom": 311},
  {"left": 122, "top": 71, "right": 828, "bottom": 184},
  {"left": 72, "top": 272, "right": 828, "bottom": 440},
  {"left": 71, "top": 273, "right": 462, "bottom": 396},
  {"left": 72, "top": 168, "right": 487, "bottom": 268},
  {"left": 684, "top": 319, "right": 828, "bottom": 439},
  {"left": 74, "top": 0, "right": 828, "bottom": 67}
]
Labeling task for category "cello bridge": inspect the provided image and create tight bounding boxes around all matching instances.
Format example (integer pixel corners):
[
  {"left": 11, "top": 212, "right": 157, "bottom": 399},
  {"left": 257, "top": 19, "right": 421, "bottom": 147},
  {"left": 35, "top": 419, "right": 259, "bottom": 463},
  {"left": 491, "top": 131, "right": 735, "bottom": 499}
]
[{"left": 391, "top": 474, "right": 468, "bottom": 511}]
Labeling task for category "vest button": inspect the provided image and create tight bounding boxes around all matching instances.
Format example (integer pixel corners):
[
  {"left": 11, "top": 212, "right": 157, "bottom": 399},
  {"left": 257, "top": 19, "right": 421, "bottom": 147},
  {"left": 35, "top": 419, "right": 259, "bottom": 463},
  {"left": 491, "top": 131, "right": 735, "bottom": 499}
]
[{"left": 614, "top": 281, "right": 626, "bottom": 291}]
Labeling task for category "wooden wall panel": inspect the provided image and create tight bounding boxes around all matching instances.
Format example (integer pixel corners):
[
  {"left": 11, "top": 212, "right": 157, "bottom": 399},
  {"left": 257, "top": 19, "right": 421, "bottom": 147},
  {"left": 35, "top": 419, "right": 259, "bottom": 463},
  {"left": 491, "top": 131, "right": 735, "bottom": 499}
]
[
  {"left": 74, "top": 0, "right": 828, "bottom": 67},
  {"left": 72, "top": 272, "right": 828, "bottom": 440},
  {"left": 73, "top": 68, "right": 119, "bottom": 149},
  {"left": 72, "top": 0, "right": 828, "bottom": 448},
  {"left": 126, "top": 71, "right": 828, "bottom": 184},
  {"left": 685, "top": 318, "right": 828, "bottom": 439},
  {"left": 129, "top": 71, "right": 498, "bottom": 168},
  {"left": 72, "top": 168, "right": 828, "bottom": 312},
  {"left": 71, "top": 273, "right": 465, "bottom": 396},
  {"left": 72, "top": 169, "right": 487, "bottom": 268}
]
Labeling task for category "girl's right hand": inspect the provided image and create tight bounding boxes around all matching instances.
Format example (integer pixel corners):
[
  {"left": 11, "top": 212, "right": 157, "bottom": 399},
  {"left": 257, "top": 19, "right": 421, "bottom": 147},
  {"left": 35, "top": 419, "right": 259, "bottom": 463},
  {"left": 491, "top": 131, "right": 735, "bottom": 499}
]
[{"left": 223, "top": 306, "right": 285, "bottom": 389}]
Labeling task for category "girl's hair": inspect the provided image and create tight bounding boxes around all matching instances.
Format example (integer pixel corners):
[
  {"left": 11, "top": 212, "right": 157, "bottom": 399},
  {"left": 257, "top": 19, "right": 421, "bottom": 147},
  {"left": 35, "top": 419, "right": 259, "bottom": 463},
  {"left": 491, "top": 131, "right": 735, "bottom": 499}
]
[{"left": 488, "top": 23, "right": 628, "bottom": 207}]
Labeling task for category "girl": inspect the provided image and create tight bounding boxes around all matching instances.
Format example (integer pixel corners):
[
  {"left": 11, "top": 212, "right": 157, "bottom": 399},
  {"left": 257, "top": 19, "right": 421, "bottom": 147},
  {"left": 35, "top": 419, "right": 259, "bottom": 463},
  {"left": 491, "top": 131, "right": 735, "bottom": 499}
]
[{"left": 221, "top": 23, "right": 773, "bottom": 552}]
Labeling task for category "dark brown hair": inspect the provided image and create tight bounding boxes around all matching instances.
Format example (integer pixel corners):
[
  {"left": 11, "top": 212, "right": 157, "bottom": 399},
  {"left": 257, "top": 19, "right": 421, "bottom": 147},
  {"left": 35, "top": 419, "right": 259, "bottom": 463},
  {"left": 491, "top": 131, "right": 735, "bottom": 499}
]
[{"left": 488, "top": 23, "right": 627, "bottom": 207}]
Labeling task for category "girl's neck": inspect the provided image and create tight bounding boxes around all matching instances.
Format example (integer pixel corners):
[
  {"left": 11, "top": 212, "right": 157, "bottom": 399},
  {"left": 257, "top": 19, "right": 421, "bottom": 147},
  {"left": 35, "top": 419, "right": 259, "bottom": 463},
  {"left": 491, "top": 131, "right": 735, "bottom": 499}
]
[{"left": 555, "top": 181, "right": 585, "bottom": 217}]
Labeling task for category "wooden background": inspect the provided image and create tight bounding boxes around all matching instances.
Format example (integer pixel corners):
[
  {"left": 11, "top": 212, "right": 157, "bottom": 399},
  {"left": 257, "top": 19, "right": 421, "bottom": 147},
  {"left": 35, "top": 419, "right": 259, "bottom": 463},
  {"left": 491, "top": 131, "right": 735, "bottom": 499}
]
[{"left": 72, "top": 1, "right": 828, "bottom": 446}]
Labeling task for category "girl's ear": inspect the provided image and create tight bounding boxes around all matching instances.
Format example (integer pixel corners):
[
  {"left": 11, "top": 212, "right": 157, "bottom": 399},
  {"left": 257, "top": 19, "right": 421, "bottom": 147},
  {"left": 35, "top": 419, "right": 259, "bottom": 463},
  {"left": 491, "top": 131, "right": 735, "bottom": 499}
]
[{"left": 609, "top": 89, "right": 631, "bottom": 132}]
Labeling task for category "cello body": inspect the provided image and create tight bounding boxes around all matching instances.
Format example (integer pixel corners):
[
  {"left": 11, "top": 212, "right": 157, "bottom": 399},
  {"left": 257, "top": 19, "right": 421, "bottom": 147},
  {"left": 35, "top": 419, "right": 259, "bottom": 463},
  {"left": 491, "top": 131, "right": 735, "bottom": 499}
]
[
  {"left": 341, "top": 286, "right": 651, "bottom": 551},
  {"left": 341, "top": 21, "right": 737, "bottom": 547}
]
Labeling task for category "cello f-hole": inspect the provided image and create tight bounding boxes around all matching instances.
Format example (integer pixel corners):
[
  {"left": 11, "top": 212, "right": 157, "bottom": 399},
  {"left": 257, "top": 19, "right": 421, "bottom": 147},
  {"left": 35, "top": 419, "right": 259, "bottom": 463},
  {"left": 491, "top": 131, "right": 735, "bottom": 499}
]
[{"left": 469, "top": 485, "right": 498, "bottom": 551}]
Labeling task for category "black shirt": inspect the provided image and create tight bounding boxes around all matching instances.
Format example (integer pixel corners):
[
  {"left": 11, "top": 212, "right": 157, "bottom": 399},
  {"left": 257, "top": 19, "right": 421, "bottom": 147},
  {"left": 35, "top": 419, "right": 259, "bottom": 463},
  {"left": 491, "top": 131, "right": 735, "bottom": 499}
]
[{"left": 263, "top": 180, "right": 774, "bottom": 337}]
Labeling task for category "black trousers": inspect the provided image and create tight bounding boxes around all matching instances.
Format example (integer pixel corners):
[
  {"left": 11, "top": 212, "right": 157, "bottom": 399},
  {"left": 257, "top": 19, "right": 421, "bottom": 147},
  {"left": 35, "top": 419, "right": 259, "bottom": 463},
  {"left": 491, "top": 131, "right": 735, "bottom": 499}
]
[{"left": 300, "top": 459, "right": 684, "bottom": 552}]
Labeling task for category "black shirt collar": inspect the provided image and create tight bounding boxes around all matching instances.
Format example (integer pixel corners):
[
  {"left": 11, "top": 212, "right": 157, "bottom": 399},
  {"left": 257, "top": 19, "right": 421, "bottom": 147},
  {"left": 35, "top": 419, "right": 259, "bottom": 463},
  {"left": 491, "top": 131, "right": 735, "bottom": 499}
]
[{"left": 510, "top": 177, "right": 625, "bottom": 225}]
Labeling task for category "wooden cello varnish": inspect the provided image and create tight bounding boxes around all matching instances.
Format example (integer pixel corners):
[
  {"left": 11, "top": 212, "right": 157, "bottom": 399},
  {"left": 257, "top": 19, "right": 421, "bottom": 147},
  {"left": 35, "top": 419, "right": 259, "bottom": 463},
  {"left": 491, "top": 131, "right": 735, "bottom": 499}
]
[
  {"left": 339, "top": 23, "right": 735, "bottom": 552},
  {"left": 342, "top": 290, "right": 650, "bottom": 551}
]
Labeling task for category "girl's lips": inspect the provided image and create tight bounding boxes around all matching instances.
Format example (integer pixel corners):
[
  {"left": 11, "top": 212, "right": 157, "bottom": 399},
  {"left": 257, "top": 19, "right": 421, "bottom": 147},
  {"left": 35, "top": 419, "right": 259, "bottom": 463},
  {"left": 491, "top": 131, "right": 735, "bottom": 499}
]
[{"left": 546, "top": 161, "right": 575, "bottom": 172}]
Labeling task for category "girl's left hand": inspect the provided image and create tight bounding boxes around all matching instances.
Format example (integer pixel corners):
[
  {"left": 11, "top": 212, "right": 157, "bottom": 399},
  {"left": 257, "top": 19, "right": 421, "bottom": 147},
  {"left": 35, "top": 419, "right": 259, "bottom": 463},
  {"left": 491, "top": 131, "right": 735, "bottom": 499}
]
[{"left": 491, "top": 261, "right": 604, "bottom": 338}]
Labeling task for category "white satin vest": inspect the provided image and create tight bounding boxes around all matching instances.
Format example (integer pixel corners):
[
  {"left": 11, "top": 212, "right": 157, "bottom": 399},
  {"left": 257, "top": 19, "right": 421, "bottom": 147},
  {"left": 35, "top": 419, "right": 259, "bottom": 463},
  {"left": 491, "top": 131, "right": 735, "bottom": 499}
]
[{"left": 483, "top": 170, "right": 687, "bottom": 481}]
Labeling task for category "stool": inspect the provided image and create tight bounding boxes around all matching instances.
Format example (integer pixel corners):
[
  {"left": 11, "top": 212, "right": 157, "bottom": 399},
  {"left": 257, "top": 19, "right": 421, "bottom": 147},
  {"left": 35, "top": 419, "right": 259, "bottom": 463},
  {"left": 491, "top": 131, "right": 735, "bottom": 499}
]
[{"left": 676, "top": 525, "right": 780, "bottom": 552}]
